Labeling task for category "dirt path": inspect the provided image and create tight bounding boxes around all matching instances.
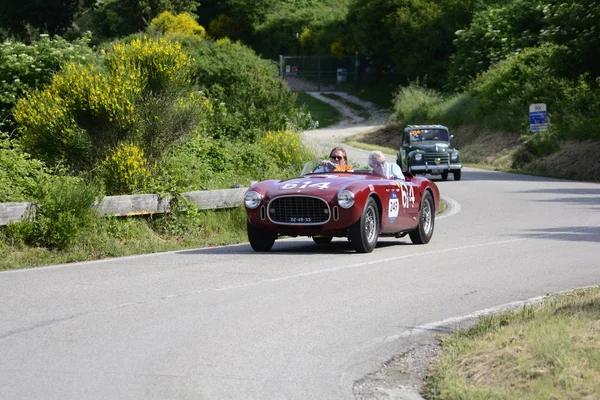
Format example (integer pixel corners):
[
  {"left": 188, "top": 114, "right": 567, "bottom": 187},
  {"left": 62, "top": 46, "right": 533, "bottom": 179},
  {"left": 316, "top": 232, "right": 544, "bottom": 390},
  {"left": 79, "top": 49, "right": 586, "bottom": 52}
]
[{"left": 302, "top": 92, "right": 392, "bottom": 163}]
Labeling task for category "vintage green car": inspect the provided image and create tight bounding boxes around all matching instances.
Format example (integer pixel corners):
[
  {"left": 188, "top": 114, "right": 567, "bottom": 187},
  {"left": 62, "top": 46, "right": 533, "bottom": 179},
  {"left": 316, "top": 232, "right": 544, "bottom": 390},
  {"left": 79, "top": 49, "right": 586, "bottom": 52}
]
[{"left": 396, "top": 124, "right": 462, "bottom": 181}]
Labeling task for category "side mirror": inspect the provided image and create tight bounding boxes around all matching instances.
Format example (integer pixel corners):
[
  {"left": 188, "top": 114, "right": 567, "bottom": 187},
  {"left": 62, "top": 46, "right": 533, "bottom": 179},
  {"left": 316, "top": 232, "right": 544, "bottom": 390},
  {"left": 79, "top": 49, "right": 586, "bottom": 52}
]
[{"left": 449, "top": 134, "right": 454, "bottom": 141}]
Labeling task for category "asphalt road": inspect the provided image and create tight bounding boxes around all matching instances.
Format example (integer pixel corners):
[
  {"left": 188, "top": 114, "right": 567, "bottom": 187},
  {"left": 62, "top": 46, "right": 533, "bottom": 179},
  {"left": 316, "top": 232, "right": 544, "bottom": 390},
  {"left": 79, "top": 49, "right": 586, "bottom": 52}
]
[{"left": 1, "top": 103, "right": 599, "bottom": 399}]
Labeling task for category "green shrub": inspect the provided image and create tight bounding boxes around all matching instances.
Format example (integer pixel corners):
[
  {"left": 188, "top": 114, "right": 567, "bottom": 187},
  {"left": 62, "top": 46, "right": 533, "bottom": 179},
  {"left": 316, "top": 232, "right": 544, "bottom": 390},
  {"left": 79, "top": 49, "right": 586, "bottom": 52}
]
[
  {"left": 260, "top": 130, "right": 313, "bottom": 168},
  {"left": 101, "top": 142, "right": 151, "bottom": 195},
  {"left": 448, "top": 0, "right": 546, "bottom": 89},
  {"left": 106, "top": 35, "right": 193, "bottom": 93},
  {"left": 182, "top": 36, "right": 314, "bottom": 140},
  {"left": 150, "top": 11, "right": 206, "bottom": 39},
  {"left": 14, "top": 35, "right": 201, "bottom": 182},
  {"left": 0, "top": 132, "right": 51, "bottom": 202},
  {"left": 391, "top": 82, "right": 444, "bottom": 125},
  {"left": 556, "top": 76, "right": 600, "bottom": 140},
  {"left": 0, "top": 34, "right": 98, "bottom": 126},
  {"left": 467, "top": 44, "right": 570, "bottom": 132},
  {"left": 12, "top": 178, "right": 100, "bottom": 250},
  {"left": 14, "top": 61, "right": 141, "bottom": 169}
]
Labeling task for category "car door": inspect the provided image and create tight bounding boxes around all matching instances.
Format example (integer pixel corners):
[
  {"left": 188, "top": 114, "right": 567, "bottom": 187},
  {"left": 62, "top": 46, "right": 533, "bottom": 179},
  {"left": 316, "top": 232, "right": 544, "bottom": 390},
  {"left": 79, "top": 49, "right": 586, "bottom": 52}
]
[{"left": 379, "top": 177, "right": 418, "bottom": 232}]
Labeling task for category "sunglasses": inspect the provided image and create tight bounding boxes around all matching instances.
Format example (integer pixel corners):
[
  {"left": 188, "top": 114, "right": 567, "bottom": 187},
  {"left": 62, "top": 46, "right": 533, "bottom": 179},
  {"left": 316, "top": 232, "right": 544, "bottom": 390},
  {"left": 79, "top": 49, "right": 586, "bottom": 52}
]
[
  {"left": 330, "top": 155, "right": 344, "bottom": 161},
  {"left": 373, "top": 161, "right": 385, "bottom": 167}
]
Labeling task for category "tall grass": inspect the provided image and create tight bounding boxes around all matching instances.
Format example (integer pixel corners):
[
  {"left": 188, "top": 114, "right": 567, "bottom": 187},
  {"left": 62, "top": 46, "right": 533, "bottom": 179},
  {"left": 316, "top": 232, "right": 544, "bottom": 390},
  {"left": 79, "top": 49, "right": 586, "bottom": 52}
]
[{"left": 424, "top": 287, "right": 600, "bottom": 400}]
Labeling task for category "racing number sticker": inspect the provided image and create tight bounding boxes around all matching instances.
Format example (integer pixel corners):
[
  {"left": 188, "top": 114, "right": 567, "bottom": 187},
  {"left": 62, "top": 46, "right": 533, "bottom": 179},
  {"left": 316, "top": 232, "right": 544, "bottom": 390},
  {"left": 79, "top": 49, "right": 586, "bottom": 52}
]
[
  {"left": 400, "top": 183, "right": 415, "bottom": 209},
  {"left": 389, "top": 192, "right": 399, "bottom": 223},
  {"left": 280, "top": 181, "right": 331, "bottom": 190}
]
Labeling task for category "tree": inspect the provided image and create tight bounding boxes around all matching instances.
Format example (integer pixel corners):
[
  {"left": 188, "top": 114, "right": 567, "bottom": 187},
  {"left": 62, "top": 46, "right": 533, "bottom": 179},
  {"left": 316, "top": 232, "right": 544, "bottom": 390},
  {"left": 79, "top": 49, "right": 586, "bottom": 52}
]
[
  {"left": 0, "top": 0, "right": 94, "bottom": 39},
  {"left": 346, "top": 0, "right": 476, "bottom": 89},
  {"left": 90, "top": 0, "right": 200, "bottom": 41}
]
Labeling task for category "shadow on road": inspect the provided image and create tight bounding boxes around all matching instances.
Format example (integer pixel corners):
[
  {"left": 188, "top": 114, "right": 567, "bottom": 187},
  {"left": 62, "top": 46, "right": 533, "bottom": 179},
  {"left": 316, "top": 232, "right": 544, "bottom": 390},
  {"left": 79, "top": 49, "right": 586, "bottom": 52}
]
[
  {"left": 429, "top": 168, "right": 574, "bottom": 183},
  {"left": 513, "top": 225, "right": 600, "bottom": 244},
  {"left": 178, "top": 237, "right": 412, "bottom": 255}
]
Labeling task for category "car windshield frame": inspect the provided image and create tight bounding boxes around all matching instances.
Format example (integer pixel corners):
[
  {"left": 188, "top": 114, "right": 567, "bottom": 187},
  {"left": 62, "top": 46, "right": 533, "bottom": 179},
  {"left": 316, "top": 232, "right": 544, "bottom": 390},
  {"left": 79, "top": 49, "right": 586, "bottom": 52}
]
[
  {"left": 301, "top": 159, "right": 401, "bottom": 179},
  {"left": 408, "top": 128, "right": 449, "bottom": 142}
]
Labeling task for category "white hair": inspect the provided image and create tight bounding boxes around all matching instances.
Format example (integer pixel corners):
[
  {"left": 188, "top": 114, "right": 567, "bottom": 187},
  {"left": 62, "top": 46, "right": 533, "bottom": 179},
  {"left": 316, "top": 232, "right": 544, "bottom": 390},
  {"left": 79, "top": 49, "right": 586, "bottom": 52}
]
[{"left": 368, "top": 150, "right": 386, "bottom": 167}]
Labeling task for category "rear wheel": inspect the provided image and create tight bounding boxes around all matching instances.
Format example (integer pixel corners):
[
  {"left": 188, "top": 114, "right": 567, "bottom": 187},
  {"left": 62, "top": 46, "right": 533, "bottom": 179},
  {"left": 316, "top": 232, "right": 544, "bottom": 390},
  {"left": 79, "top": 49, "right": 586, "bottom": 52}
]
[
  {"left": 409, "top": 191, "right": 435, "bottom": 244},
  {"left": 453, "top": 170, "right": 462, "bottom": 181},
  {"left": 350, "top": 197, "right": 379, "bottom": 253},
  {"left": 247, "top": 220, "right": 276, "bottom": 251},
  {"left": 441, "top": 171, "right": 448, "bottom": 180},
  {"left": 313, "top": 236, "right": 333, "bottom": 245}
]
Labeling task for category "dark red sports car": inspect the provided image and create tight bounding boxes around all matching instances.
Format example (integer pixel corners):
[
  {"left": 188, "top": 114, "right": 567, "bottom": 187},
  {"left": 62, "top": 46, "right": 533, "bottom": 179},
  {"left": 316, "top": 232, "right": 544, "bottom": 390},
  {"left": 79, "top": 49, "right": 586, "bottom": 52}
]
[{"left": 244, "top": 160, "right": 440, "bottom": 253}]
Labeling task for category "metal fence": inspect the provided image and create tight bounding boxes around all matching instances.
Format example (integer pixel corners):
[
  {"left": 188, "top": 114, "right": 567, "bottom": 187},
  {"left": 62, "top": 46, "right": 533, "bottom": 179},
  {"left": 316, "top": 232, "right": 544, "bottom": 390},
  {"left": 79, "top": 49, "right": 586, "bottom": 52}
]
[{"left": 280, "top": 55, "right": 364, "bottom": 92}]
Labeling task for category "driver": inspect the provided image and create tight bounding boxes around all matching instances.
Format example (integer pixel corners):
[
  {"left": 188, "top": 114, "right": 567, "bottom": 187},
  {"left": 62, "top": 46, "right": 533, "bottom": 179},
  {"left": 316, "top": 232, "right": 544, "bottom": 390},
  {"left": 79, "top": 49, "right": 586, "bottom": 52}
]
[{"left": 319, "top": 147, "right": 354, "bottom": 172}]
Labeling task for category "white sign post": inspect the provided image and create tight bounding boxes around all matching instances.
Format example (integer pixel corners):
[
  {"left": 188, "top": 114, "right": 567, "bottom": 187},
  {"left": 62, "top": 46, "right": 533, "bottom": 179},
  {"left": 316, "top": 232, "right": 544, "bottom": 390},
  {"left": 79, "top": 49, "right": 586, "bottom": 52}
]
[{"left": 529, "top": 103, "right": 548, "bottom": 132}]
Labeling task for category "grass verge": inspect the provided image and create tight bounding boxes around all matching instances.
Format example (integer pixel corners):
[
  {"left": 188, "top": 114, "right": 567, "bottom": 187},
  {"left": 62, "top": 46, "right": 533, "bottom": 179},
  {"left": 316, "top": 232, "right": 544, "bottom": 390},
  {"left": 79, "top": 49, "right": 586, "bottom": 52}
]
[
  {"left": 296, "top": 91, "right": 342, "bottom": 128},
  {"left": 424, "top": 286, "right": 600, "bottom": 399},
  {"left": 320, "top": 92, "right": 371, "bottom": 120},
  {"left": 0, "top": 207, "right": 249, "bottom": 271}
]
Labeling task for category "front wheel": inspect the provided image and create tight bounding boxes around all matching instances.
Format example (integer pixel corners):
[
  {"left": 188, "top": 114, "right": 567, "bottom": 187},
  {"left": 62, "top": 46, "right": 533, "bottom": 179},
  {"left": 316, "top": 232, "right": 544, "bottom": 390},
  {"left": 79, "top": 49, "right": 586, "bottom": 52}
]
[
  {"left": 247, "top": 220, "right": 276, "bottom": 251},
  {"left": 453, "top": 170, "right": 462, "bottom": 181},
  {"left": 441, "top": 171, "right": 448, "bottom": 180},
  {"left": 409, "top": 191, "right": 435, "bottom": 244},
  {"left": 350, "top": 197, "right": 379, "bottom": 253}
]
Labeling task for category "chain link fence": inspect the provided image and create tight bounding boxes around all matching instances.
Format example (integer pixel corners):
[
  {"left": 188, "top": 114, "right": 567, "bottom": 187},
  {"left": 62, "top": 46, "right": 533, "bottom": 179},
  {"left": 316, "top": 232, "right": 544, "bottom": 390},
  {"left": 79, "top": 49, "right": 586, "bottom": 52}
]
[{"left": 279, "top": 55, "right": 366, "bottom": 92}]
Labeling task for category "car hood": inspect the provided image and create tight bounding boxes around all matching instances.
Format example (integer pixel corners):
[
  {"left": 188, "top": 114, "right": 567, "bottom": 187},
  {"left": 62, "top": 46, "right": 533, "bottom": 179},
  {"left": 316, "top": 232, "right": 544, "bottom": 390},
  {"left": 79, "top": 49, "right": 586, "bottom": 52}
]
[
  {"left": 410, "top": 142, "right": 451, "bottom": 152},
  {"left": 252, "top": 173, "right": 384, "bottom": 199}
]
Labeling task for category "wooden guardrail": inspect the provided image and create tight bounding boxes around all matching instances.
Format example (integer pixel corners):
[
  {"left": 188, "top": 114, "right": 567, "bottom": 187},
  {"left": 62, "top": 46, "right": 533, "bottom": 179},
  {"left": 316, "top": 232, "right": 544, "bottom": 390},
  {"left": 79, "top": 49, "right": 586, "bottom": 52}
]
[{"left": 0, "top": 187, "right": 248, "bottom": 226}]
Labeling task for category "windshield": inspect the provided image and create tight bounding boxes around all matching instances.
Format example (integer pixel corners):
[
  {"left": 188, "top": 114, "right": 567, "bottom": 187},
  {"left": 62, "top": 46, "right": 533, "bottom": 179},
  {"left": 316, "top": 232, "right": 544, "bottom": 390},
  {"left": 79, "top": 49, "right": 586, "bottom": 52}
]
[
  {"left": 301, "top": 159, "right": 363, "bottom": 175},
  {"left": 409, "top": 128, "right": 449, "bottom": 142},
  {"left": 301, "top": 159, "right": 403, "bottom": 180}
]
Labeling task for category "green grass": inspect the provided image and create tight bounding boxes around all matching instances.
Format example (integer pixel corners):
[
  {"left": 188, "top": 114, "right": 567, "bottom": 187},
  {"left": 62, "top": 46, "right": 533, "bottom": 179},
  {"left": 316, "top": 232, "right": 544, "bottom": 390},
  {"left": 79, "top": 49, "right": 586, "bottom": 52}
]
[
  {"left": 424, "top": 286, "right": 600, "bottom": 400},
  {"left": 0, "top": 207, "right": 249, "bottom": 271},
  {"left": 351, "top": 85, "right": 396, "bottom": 110},
  {"left": 320, "top": 92, "right": 370, "bottom": 120},
  {"left": 295, "top": 91, "right": 342, "bottom": 128}
]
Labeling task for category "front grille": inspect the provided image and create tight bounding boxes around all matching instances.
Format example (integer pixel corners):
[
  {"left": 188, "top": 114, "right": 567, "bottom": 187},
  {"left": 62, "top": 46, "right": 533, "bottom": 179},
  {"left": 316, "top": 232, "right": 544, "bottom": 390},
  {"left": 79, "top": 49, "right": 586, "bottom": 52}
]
[
  {"left": 268, "top": 195, "right": 330, "bottom": 225},
  {"left": 423, "top": 152, "right": 449, "bottom": 164}
]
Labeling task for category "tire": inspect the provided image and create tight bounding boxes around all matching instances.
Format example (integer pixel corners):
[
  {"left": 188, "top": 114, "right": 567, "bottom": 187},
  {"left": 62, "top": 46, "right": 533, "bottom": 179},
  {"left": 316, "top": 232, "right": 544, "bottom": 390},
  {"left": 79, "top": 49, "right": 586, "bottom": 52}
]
[
  {"left": 453, "top": 169, "right": 462, "bottom": 181},
  {"left": 247, "top": 220, "right": 276, "bottom": 251},
  {"left": 350, "top": 197, "right": 379, "bottom": 253},
  {"left": 441, "top": 171, "right": 448, "bottom": 180},
  {"left": 313, "top": 236, "right": 333, "bottom": 245},
  {"left": 409, "top": 191, "right": 435, "bottom": 244}
]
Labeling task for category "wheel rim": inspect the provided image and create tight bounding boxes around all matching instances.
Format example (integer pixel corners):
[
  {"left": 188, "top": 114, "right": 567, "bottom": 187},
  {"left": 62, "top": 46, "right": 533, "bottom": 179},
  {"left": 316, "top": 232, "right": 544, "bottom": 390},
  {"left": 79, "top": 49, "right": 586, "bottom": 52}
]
[
  {"left": 421, "top": 200, "right": 432, "bottom": 234},
  {"left": 365, "top": 206, "right": 377, "bottom": 243}
]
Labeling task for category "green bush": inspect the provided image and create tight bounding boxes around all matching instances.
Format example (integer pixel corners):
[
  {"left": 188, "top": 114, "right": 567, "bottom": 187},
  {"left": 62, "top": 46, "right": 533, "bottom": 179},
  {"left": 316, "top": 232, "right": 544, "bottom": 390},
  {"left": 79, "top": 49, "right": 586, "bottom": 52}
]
[
  {"left": 101, "top": 142, "right": 151, "bottom": 195},
  {"left": 0, "top": 34, "right": 98, "bottom": 126},
  {"left": 14, "top": 35, "right": 202, "bottom": 183},
  {"left": 10, "top": 178, "right": 100, "bottom": 250},
  {"left": 0, "top": 132, "right": 51, "bottom": 202},
  {"left": 182, "top": 36, "right": 314, "bottom": 141},
  {"left": 149, "top": 11, "right": 206, "bottom": 39},
  {"left": 390, "top": 82, "right": 445, "bottom": 125},
  {"left": 448, "top": 0, "right": 546, "bottom": 89},
  {"left": 467, "top": 44, "right": 570, "bottom": 132}
]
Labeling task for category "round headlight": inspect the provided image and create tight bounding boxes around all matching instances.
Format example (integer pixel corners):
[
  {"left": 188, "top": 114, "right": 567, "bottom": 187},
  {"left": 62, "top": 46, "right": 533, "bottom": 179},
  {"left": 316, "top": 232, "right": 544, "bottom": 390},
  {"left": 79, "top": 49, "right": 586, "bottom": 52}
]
[
  {"left": 337, "top": 190, "right": 355, "bottom": 209},
  {"left": 244, "top": 190, "right": 262, "bottom": 209},
  {"left": 414, "top": 153, "right": 423, "bottom": 161},
  {"left": 450, "top": 152, "right": 459, "bottom": 161}
]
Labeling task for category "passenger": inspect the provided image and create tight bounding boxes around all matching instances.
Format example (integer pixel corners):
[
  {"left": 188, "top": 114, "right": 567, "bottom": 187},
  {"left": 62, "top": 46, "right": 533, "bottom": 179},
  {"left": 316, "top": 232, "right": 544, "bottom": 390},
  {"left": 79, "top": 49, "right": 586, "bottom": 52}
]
[
  {"left": 319, "top": 147, "right": 353, "bottom": 172},
  {"left": 368, "top": 150, "right": 404, "bottom": 180}
]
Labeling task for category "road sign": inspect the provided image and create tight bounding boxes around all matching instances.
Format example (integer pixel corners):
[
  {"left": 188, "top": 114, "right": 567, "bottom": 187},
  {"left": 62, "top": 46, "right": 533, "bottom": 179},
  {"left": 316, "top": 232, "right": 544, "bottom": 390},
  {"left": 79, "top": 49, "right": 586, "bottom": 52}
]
[{"left": 529, "top": 103, "right": 548, "bottom": 132}]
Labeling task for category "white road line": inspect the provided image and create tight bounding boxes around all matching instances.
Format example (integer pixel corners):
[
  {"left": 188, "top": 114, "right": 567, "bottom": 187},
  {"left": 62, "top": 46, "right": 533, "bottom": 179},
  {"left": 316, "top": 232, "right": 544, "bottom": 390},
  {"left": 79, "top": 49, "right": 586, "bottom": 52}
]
[
  {"left": 437, "top": 195, "right": 461, "bottom": 220},
  {"left": 374, "top": 284, "right": 599, "bottom": 345}
]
